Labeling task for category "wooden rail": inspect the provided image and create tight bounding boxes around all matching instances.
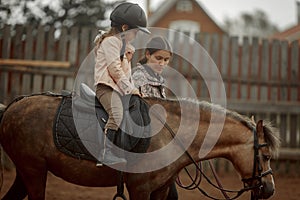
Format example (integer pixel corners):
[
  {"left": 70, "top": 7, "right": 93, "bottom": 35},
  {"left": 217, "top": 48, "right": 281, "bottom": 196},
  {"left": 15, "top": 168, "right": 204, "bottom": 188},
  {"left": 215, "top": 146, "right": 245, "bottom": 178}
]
[
  {"left": 0, "top": 59, "right": 71, "bottom": 68},
  {"left": 278, "top": 148, "right": 300, "bottom": 161}
]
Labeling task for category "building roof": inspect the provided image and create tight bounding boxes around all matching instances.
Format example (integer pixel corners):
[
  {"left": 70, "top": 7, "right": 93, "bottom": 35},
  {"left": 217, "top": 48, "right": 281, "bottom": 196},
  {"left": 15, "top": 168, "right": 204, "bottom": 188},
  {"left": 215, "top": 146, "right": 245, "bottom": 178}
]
[
  {"left": 271, "top": 24, "right": 300, "bottom": 42},
  {"left": 148, "top": 0, "right": 224, "bottom": 32},
  {"left": 148, "top": 0, "right": 177, "bottom": 26}
]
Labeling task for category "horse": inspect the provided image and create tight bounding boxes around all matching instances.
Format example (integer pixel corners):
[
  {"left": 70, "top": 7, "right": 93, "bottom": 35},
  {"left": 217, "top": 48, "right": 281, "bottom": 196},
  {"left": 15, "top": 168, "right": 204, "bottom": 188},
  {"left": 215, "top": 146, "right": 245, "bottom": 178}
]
[{"left": 0, "top": 93, "right": 280, "bottom": 200}]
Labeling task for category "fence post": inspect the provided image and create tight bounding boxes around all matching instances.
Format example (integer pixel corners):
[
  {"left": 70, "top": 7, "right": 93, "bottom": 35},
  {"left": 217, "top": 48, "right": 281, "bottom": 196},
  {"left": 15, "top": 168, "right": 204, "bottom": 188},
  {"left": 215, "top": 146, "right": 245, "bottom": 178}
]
[
  {"left": 58, "top": 27, "right": 68, "bottom": 61},
  {"left": 229, "top": 36, "right": 239, "bottom": 99},
  {"left": 46, "top": 26, "right": 56, "bottom": 61},
  {"left": 43, "top": 26, "right": 56, "bottom": 92},
  {"left": 241, "top": 37, "right": 250, "bottom": 100},
  {"left": 221, "top": 35, "right": 229, "bottom": 100},
  {"left": 69, "top": 26, "right": 79, "bottom": 66},
  {"left": 199, "top": 33, "right": 210, "bottom": 98},
  {"left": 260, "top": 39, "right": 269, "bottom": 101},
  {"left": 9, "top": 25, "right": 24, "bottom": 99},
  {"left": 270, "top": 39, "right": 280, "bottom": 101},
  {"left": 280, "top": 40, "right": 289, "bottom": 101},
  {"left": 0, "top": 25, "right": 11, "bottom": 103},
  {"left": 290, "top": 41, "right": 299, "bottom": 101},
  {"left": 32, "top": 25, "right": 46, "bottom": 93},
  {"left": 79, "top": 27, "right": 92, "bottom": 66},
  {"left": 250, "top": 37, "right": 259, "bottom": 101}
]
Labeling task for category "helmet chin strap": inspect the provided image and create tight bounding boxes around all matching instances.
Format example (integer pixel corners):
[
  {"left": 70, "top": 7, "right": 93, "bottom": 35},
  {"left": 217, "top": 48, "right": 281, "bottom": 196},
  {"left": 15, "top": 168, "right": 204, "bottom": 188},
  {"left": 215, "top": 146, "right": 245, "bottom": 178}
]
[{"left": 120, "top": 33, "right": 126, "bottom": 61}]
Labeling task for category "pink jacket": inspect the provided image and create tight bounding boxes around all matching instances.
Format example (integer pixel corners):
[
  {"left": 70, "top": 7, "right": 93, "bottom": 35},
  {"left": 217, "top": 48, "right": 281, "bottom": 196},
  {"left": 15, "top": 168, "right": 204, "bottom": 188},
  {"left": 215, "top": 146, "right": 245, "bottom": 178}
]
[{"left": 94, "top": 36, "right": 135, "bottom": 95}]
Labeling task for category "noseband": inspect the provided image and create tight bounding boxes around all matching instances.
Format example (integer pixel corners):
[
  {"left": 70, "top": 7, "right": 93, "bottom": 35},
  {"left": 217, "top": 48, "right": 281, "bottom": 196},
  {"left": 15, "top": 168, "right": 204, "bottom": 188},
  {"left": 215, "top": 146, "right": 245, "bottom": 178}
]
[{"left": 241, "top": 129, "right": 273, "bottom": 199}]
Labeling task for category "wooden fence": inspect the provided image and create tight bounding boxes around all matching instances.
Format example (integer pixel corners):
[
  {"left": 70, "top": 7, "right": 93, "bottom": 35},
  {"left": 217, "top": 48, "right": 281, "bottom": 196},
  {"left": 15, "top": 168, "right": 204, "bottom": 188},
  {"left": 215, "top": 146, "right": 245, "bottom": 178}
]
[{"left": 0, "top": 24, "right": 299, "bottom": 173}]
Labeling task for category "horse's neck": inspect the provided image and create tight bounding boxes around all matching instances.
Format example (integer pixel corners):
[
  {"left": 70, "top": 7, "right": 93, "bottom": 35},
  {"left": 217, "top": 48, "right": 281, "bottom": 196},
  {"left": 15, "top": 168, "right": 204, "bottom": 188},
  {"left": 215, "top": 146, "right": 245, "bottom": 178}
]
[
  {"left": 183, "top": 118, "right": 252, "bottom": 164},
  {"left": 145, "top": 98, "right": 252, "bottom": 168},
  {"left": 167, "top": 116, "right": 252, "bottom": 171}
]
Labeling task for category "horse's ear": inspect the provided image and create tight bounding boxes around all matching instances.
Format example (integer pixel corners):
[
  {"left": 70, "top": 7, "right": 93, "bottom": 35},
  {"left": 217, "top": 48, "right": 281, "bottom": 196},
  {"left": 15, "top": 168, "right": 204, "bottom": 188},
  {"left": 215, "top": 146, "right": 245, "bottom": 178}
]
[{"left": 256, "top": 120, "right": 264, "bottom": 138}]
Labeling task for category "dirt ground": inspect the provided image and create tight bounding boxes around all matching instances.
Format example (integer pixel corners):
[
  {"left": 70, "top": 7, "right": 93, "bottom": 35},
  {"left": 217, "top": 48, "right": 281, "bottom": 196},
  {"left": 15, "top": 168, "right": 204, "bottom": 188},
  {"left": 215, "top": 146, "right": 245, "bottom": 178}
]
[{"left": 1, "top": 168, "right": 299, "bottom": 200}]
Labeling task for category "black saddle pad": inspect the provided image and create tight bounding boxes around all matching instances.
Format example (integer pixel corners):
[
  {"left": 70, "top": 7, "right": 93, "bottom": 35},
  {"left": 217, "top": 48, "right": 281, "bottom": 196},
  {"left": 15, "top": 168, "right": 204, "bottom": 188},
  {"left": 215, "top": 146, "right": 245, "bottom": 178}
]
[{"left": 53, "top": 94, "right": 151, "bottom": 162}]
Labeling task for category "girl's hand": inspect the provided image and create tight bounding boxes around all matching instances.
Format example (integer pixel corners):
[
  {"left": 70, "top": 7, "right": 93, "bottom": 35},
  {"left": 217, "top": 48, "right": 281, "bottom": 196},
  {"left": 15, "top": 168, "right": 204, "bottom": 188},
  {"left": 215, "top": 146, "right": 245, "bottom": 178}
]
[
  {"left": 131, "top": 88, "right": 142, "bottom": 97},
  {"left": 125, "top": 50, "right": 134, "bottom": 62}
]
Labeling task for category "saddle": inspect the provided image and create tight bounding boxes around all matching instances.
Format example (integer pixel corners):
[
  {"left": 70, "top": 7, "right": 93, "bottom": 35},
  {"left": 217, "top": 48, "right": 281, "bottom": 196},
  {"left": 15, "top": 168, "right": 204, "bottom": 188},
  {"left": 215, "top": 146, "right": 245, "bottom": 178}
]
[{"left": 53, "top": 83, "right": 151, "bottom": 162}]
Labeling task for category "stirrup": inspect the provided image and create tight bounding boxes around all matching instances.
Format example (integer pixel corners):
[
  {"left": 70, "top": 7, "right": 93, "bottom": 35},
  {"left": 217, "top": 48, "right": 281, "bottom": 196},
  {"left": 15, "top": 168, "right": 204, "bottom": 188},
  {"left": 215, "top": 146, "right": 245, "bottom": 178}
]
[{"left": 113, "top": 172, "right": 127, "bottom": 200}]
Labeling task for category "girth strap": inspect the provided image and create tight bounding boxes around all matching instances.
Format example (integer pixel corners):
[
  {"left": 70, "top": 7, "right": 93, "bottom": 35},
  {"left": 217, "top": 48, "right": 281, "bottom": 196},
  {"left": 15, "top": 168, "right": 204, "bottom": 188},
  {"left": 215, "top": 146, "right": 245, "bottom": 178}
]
[{"left": 113, "top": 172, "right": 127, "bottom": 200}]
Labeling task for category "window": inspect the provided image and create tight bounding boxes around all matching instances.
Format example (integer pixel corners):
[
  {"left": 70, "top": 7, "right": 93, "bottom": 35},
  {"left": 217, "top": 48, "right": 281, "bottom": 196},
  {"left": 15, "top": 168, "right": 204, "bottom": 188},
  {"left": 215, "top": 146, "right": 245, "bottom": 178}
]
[
  {"left": 176, "top": 0, "right": 193, "bottom": 12},
  {"left": 169, "top": 20, "right": 200, "bottom": 42}
]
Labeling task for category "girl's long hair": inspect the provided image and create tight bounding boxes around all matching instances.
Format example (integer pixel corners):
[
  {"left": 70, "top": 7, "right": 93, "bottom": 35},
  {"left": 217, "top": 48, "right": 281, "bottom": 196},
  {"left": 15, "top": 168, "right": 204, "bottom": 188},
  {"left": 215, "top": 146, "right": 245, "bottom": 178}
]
[{"left": 94, "top": 27, "right": 120, "bottom": 54}]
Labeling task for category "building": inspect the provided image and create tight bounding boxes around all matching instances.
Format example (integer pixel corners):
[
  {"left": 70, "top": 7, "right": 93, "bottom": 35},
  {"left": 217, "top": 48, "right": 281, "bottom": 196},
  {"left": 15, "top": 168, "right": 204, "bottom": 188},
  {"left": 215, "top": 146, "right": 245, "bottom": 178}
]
[
  {"left": 270, "top": 1, "right": 300, "bottom": 43},
  {"left": 148, "top": 0, "right": 226, "bottom": 39},
  {"left": 271, "top": 25, "right": 300, "bottom": 43}
]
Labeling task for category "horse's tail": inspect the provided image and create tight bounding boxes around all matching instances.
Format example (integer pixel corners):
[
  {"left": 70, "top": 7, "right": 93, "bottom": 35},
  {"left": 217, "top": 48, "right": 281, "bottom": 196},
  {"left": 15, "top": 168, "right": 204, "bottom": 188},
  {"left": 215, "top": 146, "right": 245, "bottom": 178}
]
[
  {"left": 0, "top": 146, "right": 3, "bottom": 193},
  {"left": 0, "top": 103, "right": 6, "bottom": 123},
  {"left": 0, "top": 103, "right": 7, "bottom": 193}
]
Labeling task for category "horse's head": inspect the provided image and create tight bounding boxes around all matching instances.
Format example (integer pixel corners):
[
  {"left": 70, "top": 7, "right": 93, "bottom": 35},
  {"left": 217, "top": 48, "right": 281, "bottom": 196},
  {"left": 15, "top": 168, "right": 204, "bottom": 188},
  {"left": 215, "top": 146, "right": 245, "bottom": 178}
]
[{"left": 233, "top": 120, "right": 280, "bottom": 199}]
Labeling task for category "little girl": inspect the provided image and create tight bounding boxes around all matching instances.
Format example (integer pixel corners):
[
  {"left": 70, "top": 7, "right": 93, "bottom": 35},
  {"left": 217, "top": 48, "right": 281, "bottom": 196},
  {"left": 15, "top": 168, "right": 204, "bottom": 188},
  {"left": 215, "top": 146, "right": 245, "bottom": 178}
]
[
  {"left": 132, "top": 36, "right": 178, "bottom": 200},
  {"left": 132, "top": 36, "right": 172, "bottom": 98},
  {"left": 94, "top": 2, "right": 150, "bottom": 167}
]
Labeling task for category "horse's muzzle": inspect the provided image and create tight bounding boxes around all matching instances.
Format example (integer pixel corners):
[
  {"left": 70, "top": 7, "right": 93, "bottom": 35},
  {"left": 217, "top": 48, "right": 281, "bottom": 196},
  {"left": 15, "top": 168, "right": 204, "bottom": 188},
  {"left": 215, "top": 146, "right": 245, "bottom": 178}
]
[{"left": 258, "top": 181, "right": 275, "bottom": 199}]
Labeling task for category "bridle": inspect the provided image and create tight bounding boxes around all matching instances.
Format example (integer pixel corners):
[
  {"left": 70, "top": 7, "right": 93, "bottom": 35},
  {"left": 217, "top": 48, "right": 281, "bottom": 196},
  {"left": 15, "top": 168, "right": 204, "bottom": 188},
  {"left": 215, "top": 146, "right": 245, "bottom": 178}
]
[
  {"left": 172, "top": 126, "right": 272, "bottom": 200},
  {"left": 150, "top": 104, "right": 274, "bottom": 200},
  {"left": 241, "top": 129, "right": 273, "bottom": 200}
]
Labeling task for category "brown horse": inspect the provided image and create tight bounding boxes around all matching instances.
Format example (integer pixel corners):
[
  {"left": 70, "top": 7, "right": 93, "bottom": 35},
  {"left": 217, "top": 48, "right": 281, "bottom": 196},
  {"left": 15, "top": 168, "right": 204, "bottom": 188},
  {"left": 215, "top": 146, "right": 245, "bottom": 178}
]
[{"left": 0, "top": 94, "right": 280, "bottom": 200}]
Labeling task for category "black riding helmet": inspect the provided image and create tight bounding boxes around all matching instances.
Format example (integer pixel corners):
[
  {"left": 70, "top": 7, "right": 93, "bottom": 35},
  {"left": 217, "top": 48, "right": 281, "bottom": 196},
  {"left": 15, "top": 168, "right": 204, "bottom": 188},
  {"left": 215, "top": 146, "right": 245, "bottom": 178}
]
[{"left": 110, "top": 2, "right": 151, "bottom": 34}]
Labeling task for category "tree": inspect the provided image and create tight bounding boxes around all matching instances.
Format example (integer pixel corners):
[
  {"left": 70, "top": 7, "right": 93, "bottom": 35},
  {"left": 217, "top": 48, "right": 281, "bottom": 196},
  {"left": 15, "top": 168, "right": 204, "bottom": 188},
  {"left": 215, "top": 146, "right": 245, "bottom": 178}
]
[
  {"left": 223, "top": 9, "right": 279, "bottom": 39},
  {"left": 0, "top": 0, "right": 124, "bottom": 28}
]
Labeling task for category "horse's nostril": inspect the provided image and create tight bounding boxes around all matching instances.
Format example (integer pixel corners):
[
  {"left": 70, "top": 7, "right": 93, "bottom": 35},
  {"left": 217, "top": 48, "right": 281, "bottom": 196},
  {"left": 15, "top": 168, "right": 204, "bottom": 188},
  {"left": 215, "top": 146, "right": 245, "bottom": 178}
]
[{"left": 261, "top": 182, "right": 275, "bottom": 199}]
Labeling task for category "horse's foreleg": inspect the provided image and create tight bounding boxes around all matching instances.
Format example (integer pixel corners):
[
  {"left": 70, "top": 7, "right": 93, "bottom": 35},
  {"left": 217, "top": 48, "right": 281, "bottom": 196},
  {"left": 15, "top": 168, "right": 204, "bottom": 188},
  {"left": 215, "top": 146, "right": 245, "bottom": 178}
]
[
  {"left": 2, "top": 171, "right": 28, "bottom": 200},
  {"left": 128, "top": 191, "right": 151, "bottom": 200},
  {"left": 127, "top": 185, "right": 169, "bottom": 200},
  {"left": 150, "top": 185, "right": 169, "bottom": 200},
  {"left": 127, "top": 184, "right": 151, "bottom": 200}
]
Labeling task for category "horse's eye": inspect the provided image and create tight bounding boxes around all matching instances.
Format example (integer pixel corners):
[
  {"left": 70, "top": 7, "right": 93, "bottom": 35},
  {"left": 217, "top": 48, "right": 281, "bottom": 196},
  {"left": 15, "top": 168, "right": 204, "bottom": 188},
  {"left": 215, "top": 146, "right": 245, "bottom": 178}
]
[{"left": 263, "top": 155, "right": 271, "bottom": 161}]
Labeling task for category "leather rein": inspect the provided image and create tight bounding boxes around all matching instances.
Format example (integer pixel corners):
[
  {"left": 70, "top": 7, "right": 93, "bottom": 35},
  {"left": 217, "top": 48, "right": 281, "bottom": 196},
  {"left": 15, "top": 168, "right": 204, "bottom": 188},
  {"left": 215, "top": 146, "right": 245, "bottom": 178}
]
[{"left": 149, "top": 104, "right": 272, "bottom": 200}]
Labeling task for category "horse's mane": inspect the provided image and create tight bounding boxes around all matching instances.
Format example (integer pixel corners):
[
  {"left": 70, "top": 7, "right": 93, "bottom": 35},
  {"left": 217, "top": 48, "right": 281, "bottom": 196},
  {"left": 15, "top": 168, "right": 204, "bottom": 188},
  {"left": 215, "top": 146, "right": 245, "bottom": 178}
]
[
  {"left": 145, "top": 97, "right": 281, "bottom": 156},
  {"left": 262, "top": 121, "right": 281, "bottom": 157}
]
